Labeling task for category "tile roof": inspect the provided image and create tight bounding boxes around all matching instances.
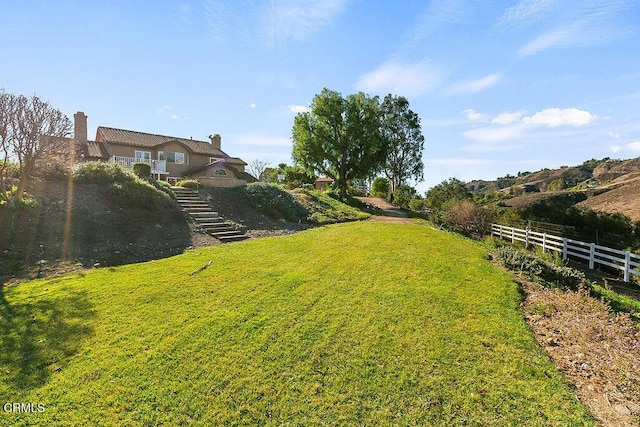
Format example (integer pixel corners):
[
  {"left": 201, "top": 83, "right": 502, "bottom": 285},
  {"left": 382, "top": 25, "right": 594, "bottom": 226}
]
[
  {"left": 85, "top": 141, "right": 109, "bottom": 159},
  {"left": 97, "top": 127, "right": 230, "bottom": 157},
  {"left": 183, "top": 159, "right": 250, "bottom": 177}
]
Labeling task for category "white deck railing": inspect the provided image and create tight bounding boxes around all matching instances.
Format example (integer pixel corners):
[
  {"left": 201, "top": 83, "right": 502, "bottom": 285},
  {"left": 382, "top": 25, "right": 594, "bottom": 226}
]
[
  {"left": 491, "top": 223, "right": 640, "bottom": 282},
  {"left": 109, "top": 156, "right": 167, "bottom": 173}
]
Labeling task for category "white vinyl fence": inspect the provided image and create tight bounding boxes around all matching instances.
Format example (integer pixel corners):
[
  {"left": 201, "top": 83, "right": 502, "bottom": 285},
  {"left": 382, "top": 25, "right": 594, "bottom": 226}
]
[{"left": 491, "top": 224, "right": 640, "bottom": 283}]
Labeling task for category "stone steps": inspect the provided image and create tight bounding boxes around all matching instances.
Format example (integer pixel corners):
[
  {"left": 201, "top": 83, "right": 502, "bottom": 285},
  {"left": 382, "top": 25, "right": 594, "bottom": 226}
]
[{"left": 171, "top": 186, "right": 247, "bottom": 243}]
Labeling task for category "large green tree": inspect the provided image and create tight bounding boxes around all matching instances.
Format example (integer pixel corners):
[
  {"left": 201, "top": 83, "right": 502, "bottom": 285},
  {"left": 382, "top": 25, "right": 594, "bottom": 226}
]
[
  {"left": 380, "top": 94, "right": 425, "bottom": 192},
  {"left": 292, "top": 88, "right": 385, "bottom": 198},
  {"left": 425, "top": 178, "right": 472, "bottom": 211}
]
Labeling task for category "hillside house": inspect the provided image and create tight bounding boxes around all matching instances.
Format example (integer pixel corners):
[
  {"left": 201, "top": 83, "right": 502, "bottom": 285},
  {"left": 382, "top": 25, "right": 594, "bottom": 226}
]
[
  {"left": 315, "top": 177, "right": 334, "bottom": 191},
  {"left": 74, "top": 112, "right": 255, "bottom": 186}
]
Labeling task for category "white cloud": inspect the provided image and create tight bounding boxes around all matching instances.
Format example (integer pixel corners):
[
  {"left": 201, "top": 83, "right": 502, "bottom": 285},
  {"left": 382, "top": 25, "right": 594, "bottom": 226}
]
[
  {"left": 463, "top": 125, "right": 526, "bottom": 143},
  {"left": 463, "top": 109, "right": 488, "bottom": 122},
  {"left": 518, "top": 22, "right": 585, "bottom": 56},
  {"left": 611, "top": 145, "right": 621, "bottom": 153},
  {"left": 156, "top": 105, "right": 172, "bottom": 114},
  {"left": 446, "top": 73, "right": 502, "bottom": 95},
  {"left": 522, "top": 108, "right": 597, "bottom": 127},
  {"left": 500, "top": 0, "right": 556, "bottom": 26},
  {"left": 287, "top": 104, "right": 309, "bottom": 114},
  {"left": 262, "top": 0, "right": 347, "bottom": 45},
  {"left": 609, "top": 131, "right": 621, "bottom": 139},
  {"left": 491, "top": 112, "right": 523, "bottom": 125},
  {"left": 232, "top": 133, "right": 291, "bottom": 147},
  {"left": 516, "top": 1, "right": 635, "bottom": 56},
  {"left": 355, "top": 59, "right": 444, "bottom": 97},
  {"left": 627, "top": 141, "right": 640, "bottom": 152},
  {"left": 250, "top": 102, "right": 257, "bottom": 108},
  {"left": 170, "top": 114, "right": 183, "bottom": 120}
]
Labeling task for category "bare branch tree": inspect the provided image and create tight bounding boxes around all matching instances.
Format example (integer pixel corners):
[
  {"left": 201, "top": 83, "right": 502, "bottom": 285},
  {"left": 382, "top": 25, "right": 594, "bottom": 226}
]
[
  {"left": 9, "top": 94, "right": 72, "bottom": 201},
  {"left": 0, "top": 91, "right": 16, "bottom": 202},
  {"left": 247, "top": 159, "right": 270, "bottom": 181}
]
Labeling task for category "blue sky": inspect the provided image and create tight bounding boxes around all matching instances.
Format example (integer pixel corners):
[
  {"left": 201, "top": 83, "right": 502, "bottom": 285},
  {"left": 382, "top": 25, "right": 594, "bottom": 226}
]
[{"left": 2, "top": 0, "right": 639, "bottom": 192}]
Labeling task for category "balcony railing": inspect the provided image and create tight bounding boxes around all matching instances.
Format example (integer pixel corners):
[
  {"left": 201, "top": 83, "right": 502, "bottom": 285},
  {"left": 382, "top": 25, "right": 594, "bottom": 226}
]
[{"left": 109, "top": 156, "right": 167, "bottom": 173}]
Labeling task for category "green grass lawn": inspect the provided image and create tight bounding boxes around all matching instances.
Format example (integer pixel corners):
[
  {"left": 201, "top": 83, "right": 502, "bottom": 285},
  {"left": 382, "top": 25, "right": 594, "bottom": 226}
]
[{"left": 0, "top": 221, "right": 593, "bottom": 426}]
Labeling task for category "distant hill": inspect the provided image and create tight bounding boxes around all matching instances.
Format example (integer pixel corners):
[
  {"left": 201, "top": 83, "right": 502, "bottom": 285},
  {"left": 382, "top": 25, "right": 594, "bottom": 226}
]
[{"left": 468, "top": 157, "right": 640, "bottom": 221}]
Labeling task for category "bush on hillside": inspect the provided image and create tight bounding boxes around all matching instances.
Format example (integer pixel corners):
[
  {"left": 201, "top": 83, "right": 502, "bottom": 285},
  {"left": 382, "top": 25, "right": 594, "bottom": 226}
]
[
  {"left": 445, "top": 200, "right": 494, "bottom": 235},
  {"left": 244, "top": 183, "right": 308, "bottom": 221},
  {"left": 175, "top": 179, "right": 202, "bottom": 190},
  {"left": 150, "top": 179, "right": 175, "bottom": 199},
  {"left": 132, "top": 162, "right": 151, "bottom": 179},
  {"left": 74, "top": 162, "right": 131, "bottom": 184},
  {"left": 105, "top": 180, "right": 172, "bottom": 211},
  {"left": 492, "top": 246, "right": 585, "bottom": 289},
  {"left": 74, "top": 162, "right": 171, "bottom": 211}
]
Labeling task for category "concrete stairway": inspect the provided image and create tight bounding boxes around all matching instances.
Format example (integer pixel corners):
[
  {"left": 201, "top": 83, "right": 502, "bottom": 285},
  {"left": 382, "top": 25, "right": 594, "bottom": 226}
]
[{"left": 171, "top": 187, "right": 248, "bottom": 243}]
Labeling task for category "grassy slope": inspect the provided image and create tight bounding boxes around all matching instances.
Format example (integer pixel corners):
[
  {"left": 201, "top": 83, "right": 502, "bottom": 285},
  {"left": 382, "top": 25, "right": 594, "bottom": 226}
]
[
  {"left": 0, "top": 222, "right": 593, "bottom": 426},
  {"left": 293, "top": 189, "right": 371, "bottom": 224}
]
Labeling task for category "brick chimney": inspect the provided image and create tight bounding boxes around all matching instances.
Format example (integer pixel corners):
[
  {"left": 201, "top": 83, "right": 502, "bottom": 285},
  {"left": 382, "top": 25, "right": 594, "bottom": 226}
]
[
  {"left": 74, "top": 111, "right": 88, "bottom": 146},
  {"left": 209, "top": 134, "right": 221, "bottom": 150}
]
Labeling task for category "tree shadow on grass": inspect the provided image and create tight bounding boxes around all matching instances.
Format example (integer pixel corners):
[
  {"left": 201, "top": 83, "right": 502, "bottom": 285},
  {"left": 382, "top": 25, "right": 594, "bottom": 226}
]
[{"left": 0, "top": 283, "right": 96, "bottom": 396}]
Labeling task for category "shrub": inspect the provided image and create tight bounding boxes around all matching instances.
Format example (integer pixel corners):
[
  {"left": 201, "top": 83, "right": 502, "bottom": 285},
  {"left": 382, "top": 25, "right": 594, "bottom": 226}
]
[
  {"left": 74, "top": 162, "right": 130, "bottom": 184},
  {"left": 492, "top": 246, "right": 585, "bottom": 289},
  {"left": 74, "top": 162, "right": 171, "bottom": 210},
  {"left": 150, "top": 179, "right": 175, "bottom": 199},
  {"left": 408, "top": 198, "right": 425, "bottom": 212},
  {"left": 175, "top": 179, "right": 202, "bottom": 190},
  {"left": 425, "top": 178, "right": 471, "bottom": 211},
  {"left": 445, "top": 200, "right": 494, "bottom": 235},
  {"left": 132, "top": 162, "right": 151, "bottom": 179},
  {"left": 34, "top": 161, "right": 71, "bottom": 180},
  {"left": 389, "top": 185, "right": 416, "bottom": 209},
  {"left": 370, "top": 177, "right": 390, "bottom": 198},
  {"left": 105, "top": 179, "right": 171, "bottom": 211},
  {"left": 244, "top": 183, "right": 308, "bottom": 221}
]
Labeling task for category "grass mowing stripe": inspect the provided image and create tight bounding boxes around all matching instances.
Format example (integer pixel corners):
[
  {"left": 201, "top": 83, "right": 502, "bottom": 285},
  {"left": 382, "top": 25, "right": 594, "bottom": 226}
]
[{"left": 0, "top": 221, "right": 593, "bottom": 426}]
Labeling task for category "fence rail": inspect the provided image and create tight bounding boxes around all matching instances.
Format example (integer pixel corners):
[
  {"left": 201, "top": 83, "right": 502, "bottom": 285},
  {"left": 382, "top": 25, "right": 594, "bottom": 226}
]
[{"left": 491, "top": 224, "right": 640, "bottom": 282}]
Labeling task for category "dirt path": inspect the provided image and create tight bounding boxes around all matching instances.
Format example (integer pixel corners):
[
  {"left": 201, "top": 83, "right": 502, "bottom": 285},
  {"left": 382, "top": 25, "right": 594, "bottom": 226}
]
[{"left": 356, "top": 197, "right": 417, "bottom": 224}]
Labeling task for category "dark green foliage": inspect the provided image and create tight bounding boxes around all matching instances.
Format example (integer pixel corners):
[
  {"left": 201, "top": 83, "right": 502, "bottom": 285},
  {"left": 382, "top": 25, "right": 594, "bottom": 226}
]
[
  {"left": 150, "top": 179, "right": 175, "bottom": 199},
  {"left": 389, "top": 184, "right": 416, "bottom": 209},
  {"left": 244, "top": 183, "right": 308, "bottom": 222},
  {"left": 132, "top": 162, "right": 151, "bottom": 179},
  {"left": 283, "top": 165, "right": 316, "bottom": 189},
  {"left": 492, "top": 246, "right": 585, "bottom": 289},
  {"left": 260, "top": 167, "right": 280, "bottom": 183},
  {"left": 292, "top": 88, "right": 386, "bottom": 199},
  {"left": 104, "top": 180, "right": 171, "bottom": 211},
  {"left": 380, "top": 94, "right": 425, "bottom": 191},
  {"left": 370, "top": 176, "right": 390, "bottom": 198},
  {"left": 74, "top": 162, "right": 131, "bottom": 184},
  {"left": 74, "top": 162, "right": 171, "bottom": 211},
  {"left": 175, "top": 179, "right": 202, "bottom": 190},
  {"left": 425, "top": 178, "right": 472, "bottom": 211},
  {"left": 408, "top": 197, "right": 425, "bottom": 212},
  {"left": 513, "top": 200, "right": 640, "bottom": 250}
]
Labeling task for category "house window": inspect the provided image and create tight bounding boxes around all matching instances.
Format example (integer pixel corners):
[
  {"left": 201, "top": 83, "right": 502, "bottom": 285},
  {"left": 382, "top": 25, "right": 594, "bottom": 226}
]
[
  {"left": 135, "top": 150, "right": 151, "bottom": 161},
  {"left": 214, "top": 168, "right": 228, "bottom": 176},
  {"left": 163, "top": 151, "right": 185, "bottom": 164},
  {"left": 210, "top": 157, "right": 221, "bottom": 163}
]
